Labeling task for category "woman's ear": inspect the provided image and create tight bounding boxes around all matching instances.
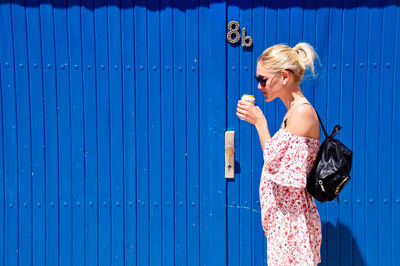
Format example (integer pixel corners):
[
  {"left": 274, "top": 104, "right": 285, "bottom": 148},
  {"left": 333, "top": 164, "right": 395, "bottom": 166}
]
[{"left": 281, "top": 70, "right": 290, "bottom": 84}]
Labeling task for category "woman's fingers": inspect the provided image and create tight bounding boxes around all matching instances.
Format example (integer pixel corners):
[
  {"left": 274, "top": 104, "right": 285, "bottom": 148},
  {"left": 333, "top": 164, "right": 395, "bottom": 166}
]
[
  {"left": 237, "top": 100, "right": 265, "bottom": 126},
  {"left": 237, "top": 108, "right": 253, "bottom": 123},
  {"left": 236, "top": 100, "right": 261, "bottom": 124},
  {"left": 236, "top": 107, "right": 248, "bottom": 116},
  {"left": 237, "top": 100, "right": 251, "bottom": 109},
  {"left": 236, "top": 112, "right": 246, "bottom": 120}
]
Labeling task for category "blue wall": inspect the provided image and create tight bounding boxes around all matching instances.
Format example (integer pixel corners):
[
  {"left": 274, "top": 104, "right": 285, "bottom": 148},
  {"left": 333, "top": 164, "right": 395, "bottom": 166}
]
[{"left": 0, "top": 0, "right": 399, "bottom": 265}]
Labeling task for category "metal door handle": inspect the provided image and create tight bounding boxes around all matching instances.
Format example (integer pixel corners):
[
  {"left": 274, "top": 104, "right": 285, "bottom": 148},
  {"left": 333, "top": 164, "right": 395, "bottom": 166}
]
[{"left": 225, "top": 131, "right": 235, "bottom": 179}]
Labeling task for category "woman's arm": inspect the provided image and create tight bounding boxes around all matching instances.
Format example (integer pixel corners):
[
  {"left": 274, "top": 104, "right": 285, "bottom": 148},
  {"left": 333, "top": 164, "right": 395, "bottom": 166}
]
[
  {"left": 236, "top": 100, "right": 272, "bottom": 150},
  {"left": 254, "top": 117, "right": 271, "bottom": 150}
]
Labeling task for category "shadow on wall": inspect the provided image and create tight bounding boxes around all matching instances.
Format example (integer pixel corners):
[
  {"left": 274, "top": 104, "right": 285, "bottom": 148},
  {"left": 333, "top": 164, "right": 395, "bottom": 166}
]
[
  {"left": 1, "top": 0, "right": 398, "bottom": 11},
  {"left": 320, "top": 222, "right": 365, "bottom": 266}
]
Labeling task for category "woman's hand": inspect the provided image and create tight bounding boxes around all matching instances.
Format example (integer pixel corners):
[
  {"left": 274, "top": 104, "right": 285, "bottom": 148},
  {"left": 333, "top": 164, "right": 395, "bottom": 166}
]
[
  {"left": 236, "top": 100, "right": 265, "bottom": 126},
  {"left": 237, "top": 100, "right": 271, "bottom": 149}
]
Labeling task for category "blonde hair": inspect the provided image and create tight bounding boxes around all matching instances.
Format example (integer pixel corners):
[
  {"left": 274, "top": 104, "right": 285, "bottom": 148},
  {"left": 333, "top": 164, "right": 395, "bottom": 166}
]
[{"left": 257, "top": 42, "right": 319, "bottom": 82}]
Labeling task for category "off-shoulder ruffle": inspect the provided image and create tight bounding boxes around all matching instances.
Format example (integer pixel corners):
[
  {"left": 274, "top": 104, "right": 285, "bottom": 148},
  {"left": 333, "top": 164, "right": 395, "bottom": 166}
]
[{"left": 263, "top": 129, "right": 320, "bottom": 189}]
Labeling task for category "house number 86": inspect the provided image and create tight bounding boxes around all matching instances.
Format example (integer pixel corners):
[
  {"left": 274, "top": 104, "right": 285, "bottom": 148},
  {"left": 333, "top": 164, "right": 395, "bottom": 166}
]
[{"left": 226, "top": 21, "right": 253, "bottom": 47}]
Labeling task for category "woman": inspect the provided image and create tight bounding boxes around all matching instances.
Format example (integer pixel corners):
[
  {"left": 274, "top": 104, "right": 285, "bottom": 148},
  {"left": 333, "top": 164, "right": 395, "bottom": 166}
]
[{"left": 237, "top": 42, "right": 322, "bottom": 265}]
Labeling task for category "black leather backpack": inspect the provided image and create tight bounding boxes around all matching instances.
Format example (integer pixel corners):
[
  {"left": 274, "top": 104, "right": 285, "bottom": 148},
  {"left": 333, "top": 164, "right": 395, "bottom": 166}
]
[{"left": 306, "top": 111, "right": 353, "bottom": 203}]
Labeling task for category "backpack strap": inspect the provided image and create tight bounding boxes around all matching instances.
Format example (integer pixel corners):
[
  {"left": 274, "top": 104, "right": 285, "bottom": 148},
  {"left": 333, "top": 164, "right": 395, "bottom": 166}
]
[
  {"left": 314, "top": 110, "right": 329, "bottom": 138},
  {"left": 314, "top": 110, "right": 341, "bottom": 139}
]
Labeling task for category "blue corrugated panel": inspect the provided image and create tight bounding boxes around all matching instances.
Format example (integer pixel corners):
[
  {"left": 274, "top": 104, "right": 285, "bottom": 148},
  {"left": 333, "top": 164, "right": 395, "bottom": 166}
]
[
  {"left": 340, "top": 2, "right": 356, "bottom": 266},
  {"left": 393, "top": 5, "right": 400, "bottom": 266},
  {"left": 0, "top": 57, "right": 4, "bottom": 266},
  {"left": 226, "top": 0, "right": 240, "bottom": 264},
  {"left": 95, "top": 2, "right": 112, "bottom": 265},
  {"left": 54, "top": 2, "right": 72, "bottom": 265},
  {"left": 379, "top": 2, "right": 396, "bottom": 265},
  {"left": 173, "top": 1, "right": 188, "bottom": 264},
  {"left": 199, "top": 2, "right": 211, "bottom": 265},
  {"left": 39, "top": 2, "right": 60, "bottom": 265},
  {"left": 186, "top": 1, "right": 201, "bottom": 265},
  {"left": 69, "top": 0, "right": 86, "bottom": 260},
  {"left": 1, "top": 2, "right": 19, "bottom": 265},
  {"left": 148, "top": 1, "right": 162, "bottom": 266},
  {"left": 353, "top": 1, "right": 369, "bottom": 264},
  {"left": 366, "top": 5, "right": 382, "bottom": 266},
  {"left": 26, "top": 1, "right": 46, "bottom": 264},
  {"left": 108, "top": 1, "right": 124, "bottom": 265},
  {"left": 209, "top": 1, "right": 227, "bottom": 265},
  {"left": 121, "top": 0, "right": 137, "bottom": 265},
  {"left": 134, "top": 1, "right": 149, "bottom": 265},
  {"left": 160, "top": 1, "right": 175, "bottom": 265},
  {"left": 326, "top": 3, "right": 343, "bottom": 265},
  {"left": 81, "top": 1, "right": 99, "bottom": 265},
  {"left": 12, "top": 2, "right": 32, "bottom": 265}
]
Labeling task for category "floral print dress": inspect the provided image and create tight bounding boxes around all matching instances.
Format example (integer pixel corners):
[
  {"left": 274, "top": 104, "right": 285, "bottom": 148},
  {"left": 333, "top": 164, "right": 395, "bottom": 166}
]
[{"left": 260, "top": 128, "right": 322, "bottom": 265}]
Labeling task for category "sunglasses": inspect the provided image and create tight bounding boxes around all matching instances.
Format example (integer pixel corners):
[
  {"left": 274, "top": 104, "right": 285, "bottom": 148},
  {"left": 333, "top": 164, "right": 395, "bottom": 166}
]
[{"left": 254, "top": 74, "right": 277, "bottom": 87}]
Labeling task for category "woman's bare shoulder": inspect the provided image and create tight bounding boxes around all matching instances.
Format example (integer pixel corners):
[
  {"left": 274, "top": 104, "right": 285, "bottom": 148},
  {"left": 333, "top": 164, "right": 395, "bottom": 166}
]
[{"left": 286, "top": 104, "right": 320, "bottom": 139}]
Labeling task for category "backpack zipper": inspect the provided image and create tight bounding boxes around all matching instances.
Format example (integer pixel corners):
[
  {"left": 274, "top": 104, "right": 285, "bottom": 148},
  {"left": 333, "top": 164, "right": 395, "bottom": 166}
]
[
  {"left": 335, "top": 176, "right": 350, "bottom": 195},
  {"left": 318, "top": 180, "right": 325, "bottom": 192}
]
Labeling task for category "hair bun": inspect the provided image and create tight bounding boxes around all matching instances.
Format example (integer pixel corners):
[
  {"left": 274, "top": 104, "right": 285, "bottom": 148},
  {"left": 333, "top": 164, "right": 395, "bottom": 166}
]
[{"left": 292, "top": 42, "right": 319, "bottom": 78}]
